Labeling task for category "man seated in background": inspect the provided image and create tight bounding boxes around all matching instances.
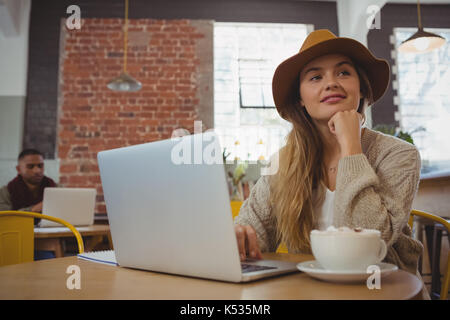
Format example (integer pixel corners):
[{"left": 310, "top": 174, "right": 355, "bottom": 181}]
[{"left": 0, "top": 149, "right": 57, "bottom": 260}]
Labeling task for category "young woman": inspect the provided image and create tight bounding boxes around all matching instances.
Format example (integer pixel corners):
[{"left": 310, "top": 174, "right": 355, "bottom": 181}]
[{"left": 234, "top": 30, "right": 424, "bottom": 279}]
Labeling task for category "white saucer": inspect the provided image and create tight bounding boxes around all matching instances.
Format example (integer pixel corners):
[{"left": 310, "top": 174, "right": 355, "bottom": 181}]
[{"left": 297, "top": 260, "right": 398, "bottom": 283}]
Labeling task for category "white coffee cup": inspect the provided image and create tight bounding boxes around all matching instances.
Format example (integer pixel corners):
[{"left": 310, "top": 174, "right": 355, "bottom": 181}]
[{"left": 310, "top": 226, "right": 387, "bottom": 271}]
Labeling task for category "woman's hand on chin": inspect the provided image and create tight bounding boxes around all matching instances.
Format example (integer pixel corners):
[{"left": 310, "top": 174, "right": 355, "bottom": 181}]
[{"left": 327, "top": 110, "right": 363, "bottom": 157}]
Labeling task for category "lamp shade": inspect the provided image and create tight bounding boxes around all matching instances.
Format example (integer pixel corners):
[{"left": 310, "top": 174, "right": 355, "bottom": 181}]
[
  {"left": 398, "top": 28, "right": 446, "bottom": 53},
  {"left": 107, "top": 0, "right": 142, "bottom": 92},
  {"left": 107, "top": 72, "right": 142, "bottom": 92}
]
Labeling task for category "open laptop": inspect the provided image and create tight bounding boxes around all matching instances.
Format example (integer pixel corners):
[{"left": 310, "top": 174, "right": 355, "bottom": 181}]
[
  {"left": 97, "top": 131, "right": 298, "bottom": 282},
  {"left": 40, "top": 188, "right": 96, "bottom": 227}
]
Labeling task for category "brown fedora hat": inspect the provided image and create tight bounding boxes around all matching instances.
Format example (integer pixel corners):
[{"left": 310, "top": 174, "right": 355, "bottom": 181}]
[{"left": 272, "top": 29, "right": 390, "bottom": 119}]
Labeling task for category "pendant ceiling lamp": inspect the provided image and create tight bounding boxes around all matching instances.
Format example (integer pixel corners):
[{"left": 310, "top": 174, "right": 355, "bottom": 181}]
[
  {"left": 107, "top": 0, "right": 142, "bottom": 92},
  {"left": 398, "top": 0, "right": 446, "bottom": 54}
]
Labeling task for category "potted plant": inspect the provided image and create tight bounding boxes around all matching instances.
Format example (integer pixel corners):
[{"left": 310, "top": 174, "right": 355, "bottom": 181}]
[
  {"left": 372, "top": 124, "right": 425, "bottom": 145},
  {"left": 228, "top": 161, "right": 248, "bottom": 201}
]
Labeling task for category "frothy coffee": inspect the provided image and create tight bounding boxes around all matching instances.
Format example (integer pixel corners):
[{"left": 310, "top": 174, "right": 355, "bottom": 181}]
[
  {"left": 310, "top": 225, "right": 387, "bottom": 271},
  {"left": 311, "top": 226, "right": 380, "bottom": 236}
]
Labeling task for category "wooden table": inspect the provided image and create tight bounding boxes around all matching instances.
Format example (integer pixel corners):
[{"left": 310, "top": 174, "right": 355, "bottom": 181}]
[
  {"left": 34, "top": 224, "right": 112, "bottom": 257},
  {"left": 0, "top": 253, "right": 423, "bottom": 300}
]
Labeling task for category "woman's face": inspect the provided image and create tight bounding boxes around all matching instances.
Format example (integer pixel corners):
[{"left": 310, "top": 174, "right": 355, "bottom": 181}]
[{"left": 299, "top": 54, "right": 361, "bottom": 123}]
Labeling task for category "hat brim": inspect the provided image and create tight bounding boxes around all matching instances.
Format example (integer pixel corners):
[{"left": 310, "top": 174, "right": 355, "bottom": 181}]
[{"left": 272, "top": 37, "right": 390, "bottom": 119}]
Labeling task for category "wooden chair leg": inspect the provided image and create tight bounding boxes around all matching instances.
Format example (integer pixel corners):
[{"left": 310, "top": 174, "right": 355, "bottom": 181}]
[
  {"left": 55, "top": 240, "right": 64, "bottom": 258},
  {"left": 35, "top": 238, "right": 63, "bottom": 258},
  {"left": 85, "top": 235, "right": 103, "bottom": 252},
  {"left": 430, "top": 226, "right": 443, "bottom": 300},
  {"left": 424, "top": 225, "right": 434, "bottom": 273},
  {"left": 417, "top": 223, "right": 423, "bottom": 274},
  {"left": 107, "top": 232, "right": 114, "bottom": 250}
]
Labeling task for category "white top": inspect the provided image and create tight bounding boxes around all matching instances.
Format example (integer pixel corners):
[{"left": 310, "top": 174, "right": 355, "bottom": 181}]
[{"left": 315, "top": 188, "right": 335, "bottom": 230}]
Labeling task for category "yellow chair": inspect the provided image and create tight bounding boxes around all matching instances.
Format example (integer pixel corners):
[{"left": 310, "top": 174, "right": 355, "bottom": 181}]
[
  {"left": 0, "top": 210, "right": 84, "bottom": 266},
  {"left": 230, "top": 201, "right": 243, "bottom": 219},
  {"left": 408, "top": 209, "right": 450, "bottom": 300},
  {"left": 276, "top": 243, "right": 288, "bottom": 254}
]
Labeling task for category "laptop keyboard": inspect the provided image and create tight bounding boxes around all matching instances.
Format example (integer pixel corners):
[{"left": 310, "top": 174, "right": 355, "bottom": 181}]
[{"left": 241, "top": 263, "right": 277, "bottom": 274}]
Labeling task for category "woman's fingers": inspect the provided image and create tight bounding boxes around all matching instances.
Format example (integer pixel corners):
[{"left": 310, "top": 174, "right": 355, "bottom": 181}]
[
  {"left": 234, "top": 224, "right": 262, "bottom": 261},
  {"left": 244, "top": 225, "right": 263, "bottom": 259},
  {"left": 327, "top": 110, "right": 363, "bottom": 153},
  {"left": 328, "top": 117, "right": 336, "bottom": 134},
  {"left": 234, "top": 224, "right": 248, "bottom": 261},
  {"left": 328, "top": 111, "right": 341, "bottom": 135}
]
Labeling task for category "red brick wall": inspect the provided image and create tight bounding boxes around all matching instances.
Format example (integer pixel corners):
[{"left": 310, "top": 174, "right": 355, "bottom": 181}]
[{"left": 58, "top": 18, "right": 212, "bottom": 216}]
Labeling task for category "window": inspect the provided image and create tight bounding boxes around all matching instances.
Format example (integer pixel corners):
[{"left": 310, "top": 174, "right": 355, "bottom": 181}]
[
  {"left": 393, "top": 28, "right": 450, "bottom": 173},
  {"left": 214, "top": 22, "right": 312, "bottom": 161}
]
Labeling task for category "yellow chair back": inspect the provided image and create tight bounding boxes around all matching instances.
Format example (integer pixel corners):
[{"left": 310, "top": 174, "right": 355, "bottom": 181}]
[
  {"left": 276, "top": 243, "right": 288, "bottom": 254},
  {"left": 409, "top": 209, "right": 449, "bottom": 300},
  {"left": 230, "top": 201, "right": 243, "bottom": 219},
  {"left": 0, "top": 211, "right": 84, "bottom": 267},
  {"left": 0, "top": 215, "right": 34, "bottom": 266}
]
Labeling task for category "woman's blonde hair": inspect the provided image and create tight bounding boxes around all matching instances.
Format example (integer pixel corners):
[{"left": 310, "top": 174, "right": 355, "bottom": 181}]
[{"left": 269, "top": 62, "right": 373, "bottom": 253}]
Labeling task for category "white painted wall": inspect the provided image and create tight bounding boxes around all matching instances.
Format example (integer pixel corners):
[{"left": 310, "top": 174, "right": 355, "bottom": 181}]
[
  {"left": 0, "top": 0, "right": 22, "bottom": 36},
  {"left": 0, "top": 0, "right": 30, "bottom": 186},
  {"left": 0, "top": 0, "right": 59, "bottom": 186},
  {"left": 336, "top": 0, "right": 387, "bottom": 45},
  {"left": 0, "top": 96, "right": 25, "bottom": 159},
  {"left": 0, "top": 0, "right": 30, "bottom": 96}
]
